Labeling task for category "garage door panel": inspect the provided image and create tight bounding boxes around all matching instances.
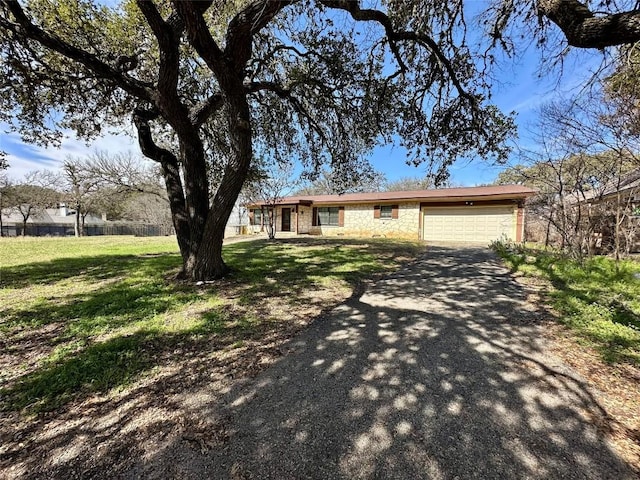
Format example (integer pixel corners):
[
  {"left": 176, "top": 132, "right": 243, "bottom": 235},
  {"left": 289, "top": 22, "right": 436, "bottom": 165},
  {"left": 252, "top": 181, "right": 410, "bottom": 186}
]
[{"left": 423, "top": 207, "right": 514, "bottom": 243}]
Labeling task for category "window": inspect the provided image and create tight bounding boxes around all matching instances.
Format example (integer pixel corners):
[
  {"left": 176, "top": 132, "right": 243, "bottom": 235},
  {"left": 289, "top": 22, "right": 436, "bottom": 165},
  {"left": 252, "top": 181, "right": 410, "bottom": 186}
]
[
  {"left": 380, "top": 205, "right": 393, "bottom": 219},
  {"left": 251, "top": 208, "right": 262, "bottom": 225},
  {"left": 317, "top": 206, "right": 340, "bottom": 226},
  {"left": 374, "top": 204, "right": 398, "bottom": 219}
]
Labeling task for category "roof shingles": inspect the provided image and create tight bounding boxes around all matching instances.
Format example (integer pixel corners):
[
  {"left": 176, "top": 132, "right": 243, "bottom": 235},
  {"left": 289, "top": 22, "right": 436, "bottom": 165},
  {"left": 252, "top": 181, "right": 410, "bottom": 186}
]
[{"left": 250, "top": 185, "right": 536, "bottom": 207}]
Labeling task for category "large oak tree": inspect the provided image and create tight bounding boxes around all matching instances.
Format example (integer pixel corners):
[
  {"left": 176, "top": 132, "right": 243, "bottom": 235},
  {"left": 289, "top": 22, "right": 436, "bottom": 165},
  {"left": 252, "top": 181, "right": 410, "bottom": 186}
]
[{"left": 1, "top": 0, "right": 638, "bottom": 280}]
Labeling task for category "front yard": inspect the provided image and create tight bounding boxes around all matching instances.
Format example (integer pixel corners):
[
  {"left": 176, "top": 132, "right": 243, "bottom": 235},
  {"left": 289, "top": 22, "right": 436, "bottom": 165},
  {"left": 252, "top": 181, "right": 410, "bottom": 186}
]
[
  {"left": 0, "top": 235, "right": 422, "bottom": 478},
  {"left": 493, "top": 241, "right": 640, "bottom": 366},
  {"left": 3, "top": 236, "right": 638, "bottom": 476},
  {"left": 493, "top": 241, "right": 640, "bottom": 471}
]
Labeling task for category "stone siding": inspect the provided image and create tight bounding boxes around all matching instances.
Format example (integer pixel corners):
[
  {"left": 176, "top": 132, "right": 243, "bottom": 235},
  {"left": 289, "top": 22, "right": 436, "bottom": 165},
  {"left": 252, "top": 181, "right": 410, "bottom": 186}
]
[
  {"left": 310, "top": 202, "right": 420, "bottom": 240},
  {"left": 298, "top": 205, "right": 312, "bottom": 234}
]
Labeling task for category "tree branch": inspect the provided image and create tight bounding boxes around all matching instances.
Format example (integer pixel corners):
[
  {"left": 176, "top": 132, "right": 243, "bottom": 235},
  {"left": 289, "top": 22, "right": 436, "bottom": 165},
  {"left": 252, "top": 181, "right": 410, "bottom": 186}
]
[
  {"left": 249, "top": 85, "right": 329, "bottom": 146},
  {"left": 171, "top": 1, "right": 227, "bottom": 78},
  {"left": 132, "top": 108, "right": 172, "bottom": 164},
  {"left": 319, "top": 0, "right": 408, "bottom": 73},
  {"left": 134, "top": 0, "right": 199, "bottom": 134},
  {"left": 539, "top": 0, "right": 640, "bottom": 48},
  {"left": 246, "top": 81, "right": 293, "bottom": 97},
  {"left": 189, "top": 93, "right": 224, "bottom": 126},
  {"left": 1, "top": 0, "right": 153, "bottom": 101},
  {"left": 318, "top": 1, "right": 475, "bottom": 105},
  {"left": 176, "top": 1, "right": 295, "bottom": 79},
  {"left": 132, "top": 108, "right": 190, "bottom": 245},
  {"left": 224, "top": 1, "right": 294, "bottom": 69},
  {"left": 135, "top": 1, "right": 183, "bottom": 97},
  {"left": 247, "top": 43, "right": 333, "bottom": 79}
]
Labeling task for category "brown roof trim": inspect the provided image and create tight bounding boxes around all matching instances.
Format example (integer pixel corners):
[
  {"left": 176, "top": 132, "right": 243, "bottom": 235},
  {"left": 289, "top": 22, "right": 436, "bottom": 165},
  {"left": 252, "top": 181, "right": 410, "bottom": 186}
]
[
  {"left": 248, "top": 185, "right": 536, "bottom": 208},
  {"left": 313, "top": 193, "right": 527, "bottom": 205},
  {"left": 246, "top": 199, "right": 312, "bottom": 208}
]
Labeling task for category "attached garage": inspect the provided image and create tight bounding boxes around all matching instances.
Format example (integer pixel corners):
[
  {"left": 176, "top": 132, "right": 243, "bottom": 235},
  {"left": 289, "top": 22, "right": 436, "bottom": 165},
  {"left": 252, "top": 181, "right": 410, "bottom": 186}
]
[
  {"left": 422, "top": 205, "right": 519, "bottom": 243},
  {"left": 247, "top": 185, "right": 533, "bottom": 241}
]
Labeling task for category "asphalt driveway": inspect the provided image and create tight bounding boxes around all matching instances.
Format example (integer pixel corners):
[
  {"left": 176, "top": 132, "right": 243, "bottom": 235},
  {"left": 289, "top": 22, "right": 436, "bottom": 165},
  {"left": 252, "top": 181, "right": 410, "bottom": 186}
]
[{"left": 169, "top": 246, "right": 633, "bottom": 479}]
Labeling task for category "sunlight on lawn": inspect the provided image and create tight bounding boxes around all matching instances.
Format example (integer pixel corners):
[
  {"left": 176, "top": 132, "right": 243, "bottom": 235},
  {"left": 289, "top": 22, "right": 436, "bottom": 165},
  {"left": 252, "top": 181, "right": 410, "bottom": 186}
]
[
  {"left": 0, "top": 235, "right": 421, "bottom": 413},
  {"left": 493, "top": 242, "right": 640, "bottom": 365}
]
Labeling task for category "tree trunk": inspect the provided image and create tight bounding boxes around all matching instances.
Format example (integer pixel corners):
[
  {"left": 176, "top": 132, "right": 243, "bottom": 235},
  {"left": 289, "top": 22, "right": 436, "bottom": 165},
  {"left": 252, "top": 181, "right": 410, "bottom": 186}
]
[
  {"left": 74, "top": 206, "right": 81, "bottom": 237},
  {"left": 189, "top": 84, "right": 253, "bottom": 280},
  {"left": 22, "top": 218, "right": 27, "bottom": 237},
  {"left": 132, "top": 74, "right": 252, "bottom": 281},
  {"left": 544, "top": 214, "right": 552, "bottom": 249},
  {"left": 266, "top": 206, "right": 276, "bottom": 239},
  {"left": 135, "top": 109, "right": 234, "bottom": 281},
  {"left": 180, "top": 136, "right": 210, "bottom": 277},
  {"left": 159, "top": 158, "right": 191, "bottom": 262},
  {"left": 134, "top": 110, "right": 194, "bottom": 267},
  {"left": 615, "top": 191, "right": 622, "bottom": 271},
  {"left": 190, "top": 221, "right": 230, "bottom": 279}
]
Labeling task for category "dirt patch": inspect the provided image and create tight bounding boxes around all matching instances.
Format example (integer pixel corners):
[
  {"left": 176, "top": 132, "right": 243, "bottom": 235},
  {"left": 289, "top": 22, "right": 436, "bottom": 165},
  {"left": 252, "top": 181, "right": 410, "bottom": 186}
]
[
  {"left": 543, "top": 323, "right": 640, "bottom": 474},
  {"left": 513, "top": 271, "right": 640, "bottom": 474},
  {"left": 0, "top": 303, "right": 323, "bottom": 479}
]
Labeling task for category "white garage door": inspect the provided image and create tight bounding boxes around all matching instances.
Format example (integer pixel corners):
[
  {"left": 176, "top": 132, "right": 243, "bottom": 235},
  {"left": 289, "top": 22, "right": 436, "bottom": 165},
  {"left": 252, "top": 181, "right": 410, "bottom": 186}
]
[{"left": 422, "top": 206, "right": 515, "bottom": 243}]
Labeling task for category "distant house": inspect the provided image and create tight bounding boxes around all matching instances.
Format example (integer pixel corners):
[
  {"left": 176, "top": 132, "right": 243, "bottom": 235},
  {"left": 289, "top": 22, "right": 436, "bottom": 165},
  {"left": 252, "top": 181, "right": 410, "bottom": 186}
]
[
  {"left": 224, "top": 201, "right": 249, "bottom": 238},
  {"left": 1, "top": 204, "right": 106, "bottom": 237},
  {"left": 1, "top": 204, "right": 175, "bottom": 237},
  {"left": 581, "top": 169, "right": 640, "bottom": 253},
  {"left": 247, "top": 185, "right": 536, "bottom": 243}
]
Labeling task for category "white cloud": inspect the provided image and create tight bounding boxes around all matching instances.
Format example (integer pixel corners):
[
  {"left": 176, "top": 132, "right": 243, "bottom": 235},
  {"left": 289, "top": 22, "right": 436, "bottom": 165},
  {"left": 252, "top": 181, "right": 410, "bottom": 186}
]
[{"left": 2, "top": 124, "right": 141, "bottom": 181}]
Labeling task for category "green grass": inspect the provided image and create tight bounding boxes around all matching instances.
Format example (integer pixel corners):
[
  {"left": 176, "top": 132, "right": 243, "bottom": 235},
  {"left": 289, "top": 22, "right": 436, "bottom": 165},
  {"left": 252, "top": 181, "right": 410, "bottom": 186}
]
[
  {"left": 492, "top": 241, "right": 640, "bottom": 365},
  {"left": 0, "top": 235, "right": 421, "bottom": 413}
]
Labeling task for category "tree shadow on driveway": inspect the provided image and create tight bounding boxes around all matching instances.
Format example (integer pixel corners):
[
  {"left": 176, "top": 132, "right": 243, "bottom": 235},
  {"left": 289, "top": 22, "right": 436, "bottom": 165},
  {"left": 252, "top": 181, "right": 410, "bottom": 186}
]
[{"left": 143, "top": 246, "right": 634, "bottom": 479}]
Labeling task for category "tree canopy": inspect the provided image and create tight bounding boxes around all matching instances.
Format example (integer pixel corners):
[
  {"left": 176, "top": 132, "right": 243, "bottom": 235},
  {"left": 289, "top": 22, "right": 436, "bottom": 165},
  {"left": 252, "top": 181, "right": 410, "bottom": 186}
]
[{"left": 2, "top": 0, "right": 640, "bottom": 279}]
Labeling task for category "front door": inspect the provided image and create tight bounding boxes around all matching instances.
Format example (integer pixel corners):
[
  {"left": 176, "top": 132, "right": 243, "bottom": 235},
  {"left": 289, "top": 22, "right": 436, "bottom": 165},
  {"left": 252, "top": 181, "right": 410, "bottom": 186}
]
[{"left": 281, "top": 208, "right": 291, "bottom": 232}]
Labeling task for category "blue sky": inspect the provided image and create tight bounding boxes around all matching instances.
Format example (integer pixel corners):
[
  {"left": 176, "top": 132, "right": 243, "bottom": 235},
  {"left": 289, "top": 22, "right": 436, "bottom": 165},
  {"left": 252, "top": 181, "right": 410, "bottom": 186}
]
[
  {"left": 366, "top": 44, "right": 606, "bottom": 186},
  {"left": 0, "top": 8, "right": 605, "bottom": 187}
]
